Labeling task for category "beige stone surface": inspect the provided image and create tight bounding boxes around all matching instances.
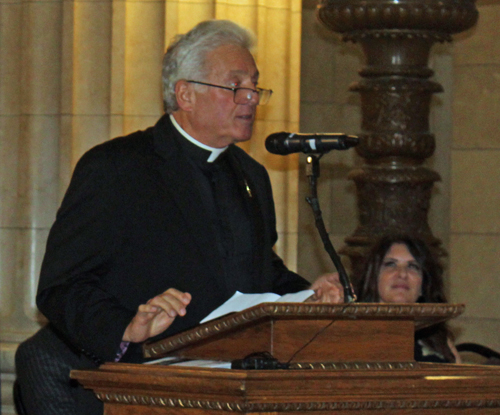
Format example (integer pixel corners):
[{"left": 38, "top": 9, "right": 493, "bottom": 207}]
[
  {"left": 122, "top": 115, "right": 163, "bottom": 138},
  {"left": 278, "top": 231, "right": 299, "bottom": 274},
  {"left": 450, "top": 234, "right": 500, "bottom": 319},
  {"left": 14, "top": 229, "right": 50, "bottom": 331},
  {"left": 451, "top": 150, "right": 500, "bottom": 234},
  {"left": 72, "top": 2, "right": 112, "bottom": 115},
  {"left": 300, "top": 101, "right": 362, "bottom": 134},
  {"left": 61, "top": 1, "right": 76, "bottom": 115},
  {"left": 0, "top": 229, "right": 22, "bottom": 319},
  {"left": 301, "top": 13, "right": 362, "bottom": 106},
  {"left": 123, "top": 1, "right": 164, "bottom": 116},
  {"left": 0, "top": 116, "right": 21, "bottom": 227},
  {"left": 297, "top": 232, "right": 350, "bottom": 281},
  {"left": 428, "top": 47, "right": 453, "bottom": 250},
  {"left": 0, "top": 226, "right": 47, "bottom": 343},
  {"left": 447, "top": 2, "right": 500, "bottom": 360},
  {"left": 301, "top": 21, "right": 341, "bottom": 104},
  {"left": 70, "top": 115, "right": 110, "bottom": 161},
  {"left": 452, "top": 316, "right": 500, "bottom": 354},
  {"left": 21, "top": 2, "right": 62, "bottom": 115},
  {"left": 0, "top": 2, "right": 22, "bottom": 114},
  {"left": 453, "top": 65, "right": 500, "bottom": 149},
  {"left": 110, "top": 1, "right": 126, "bottom": 116},
  {"left": 173, "top": 4, "right": 214, "bottom": 33},
  {"left": 17, "top": 115, "right": 61, "bottom": 228},
  {"left": 454, "top": 4, "right": 500, "bottom": 66}
]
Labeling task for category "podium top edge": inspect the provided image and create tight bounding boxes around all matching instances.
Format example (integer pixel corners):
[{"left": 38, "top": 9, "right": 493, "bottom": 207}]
[{"left": 143, "top": 303, "right": 464, "bottom": 359}]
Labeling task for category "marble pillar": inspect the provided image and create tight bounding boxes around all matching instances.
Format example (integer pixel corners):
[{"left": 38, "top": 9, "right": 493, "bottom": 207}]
[{"left": 315, "top": 0, "right": 479, "bottom": 279}]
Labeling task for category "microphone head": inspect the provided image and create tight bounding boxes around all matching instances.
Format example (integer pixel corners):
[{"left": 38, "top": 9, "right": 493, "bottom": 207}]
[
  {"left": 341, "top": 135, "right": 359, "bottom": 149},
  {"left": 265, "top": 132, "right": 293, "bottom": 155}
]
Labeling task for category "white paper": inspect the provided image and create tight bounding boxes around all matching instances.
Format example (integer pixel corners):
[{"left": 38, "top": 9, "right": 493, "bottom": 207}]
[
  {"left": 199, "top": 289, "right": 314, "bottom": 324},
  {"left": 170, "top": 359, "right": 232, "bottom": 369},
  {"left": 274, "top": 290, "right": 315, "bottom": 303},
  {"left": 144, "top": 357, "right": 231, "bottom": 368},
  {"left": 143, "top": 356, "right": 183, "bottom": 365}
]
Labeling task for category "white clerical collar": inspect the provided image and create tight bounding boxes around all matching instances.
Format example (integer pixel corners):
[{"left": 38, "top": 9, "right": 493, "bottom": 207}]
[{"left": 170, "top": 114, "right": 227, "bottom": 163}]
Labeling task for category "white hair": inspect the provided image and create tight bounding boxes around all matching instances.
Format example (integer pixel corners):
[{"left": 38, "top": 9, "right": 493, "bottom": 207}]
[{"left": 162, "top": 20, "right": 256, "bottom": 114}]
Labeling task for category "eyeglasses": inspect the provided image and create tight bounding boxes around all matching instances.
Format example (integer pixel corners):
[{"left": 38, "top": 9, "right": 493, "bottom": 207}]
[{"left": 186, "top": 80, "right": 273, "bottom": 106}]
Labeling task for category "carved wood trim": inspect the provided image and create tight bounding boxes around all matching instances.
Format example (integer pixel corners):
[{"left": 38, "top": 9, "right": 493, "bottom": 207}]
[
  {"left": 290, "top": 361, "right": 420, "bottom": 370},
  {"left": 96, "top": 392, "right": 500, "bottom": 412},
  {"left": 144, "top": 303, "right": 464, "bottom": 358}
]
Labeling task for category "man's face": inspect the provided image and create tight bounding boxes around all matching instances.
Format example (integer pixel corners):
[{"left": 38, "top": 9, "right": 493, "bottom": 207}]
[{"left": 185, "top": 44, "right": 260, "bottom": 148}]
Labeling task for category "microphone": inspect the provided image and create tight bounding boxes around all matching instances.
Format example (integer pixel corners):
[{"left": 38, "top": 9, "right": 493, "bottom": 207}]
[{"left": 265, "top": 132, "right": 359, "bottom": 155}]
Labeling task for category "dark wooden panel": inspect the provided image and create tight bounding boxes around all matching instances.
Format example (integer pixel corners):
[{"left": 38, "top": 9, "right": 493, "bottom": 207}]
[{"left": 72, "top": 362, "right": 500, "bottom": 414}]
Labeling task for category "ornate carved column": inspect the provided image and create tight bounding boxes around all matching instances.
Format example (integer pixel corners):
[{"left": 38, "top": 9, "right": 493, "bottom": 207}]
[{"left": 316, "top": 0, "right": 478, "bottom": 277}]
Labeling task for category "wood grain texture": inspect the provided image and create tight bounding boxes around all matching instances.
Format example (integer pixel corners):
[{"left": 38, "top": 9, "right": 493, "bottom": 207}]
[
  {"left": 72, "top": 362, "right": 500, "bottom": 414},
  {"left": 143, "top": 303, "right": 464, "bottom": 362}
]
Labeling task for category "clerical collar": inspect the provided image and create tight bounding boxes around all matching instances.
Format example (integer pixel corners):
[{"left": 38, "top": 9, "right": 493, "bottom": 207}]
[{"left": 170, "top": 114, "right": 227, "bottom": 163}]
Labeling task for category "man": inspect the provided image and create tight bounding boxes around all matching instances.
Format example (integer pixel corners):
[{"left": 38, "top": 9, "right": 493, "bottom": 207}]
[{"left": 15, "top": 19, "right": 344, "bottom": 415}]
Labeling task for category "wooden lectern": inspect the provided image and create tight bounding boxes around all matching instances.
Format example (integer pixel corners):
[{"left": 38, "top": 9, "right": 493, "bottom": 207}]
[{"left": 72, "top": 303, "right": 500, "bottom": 414}]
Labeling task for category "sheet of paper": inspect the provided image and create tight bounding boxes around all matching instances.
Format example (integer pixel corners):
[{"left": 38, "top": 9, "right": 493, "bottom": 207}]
[
  {"left": 199, "top": 289, "right": 315, "bottom": 324},
  {"left": 143, "top": 356, "right": 182, "bottom": 365},
  {"left": 200, "top": 291, "right": 278, "bottom": 323},
  {"left": 170, "top": 360, "right": 232, "bottom": 369},
  {"left": 275, "top": 290, "right": 315, "bottom": 303},
  {"left": 144, "top": 357, "right": 231, "bottom": 368}
]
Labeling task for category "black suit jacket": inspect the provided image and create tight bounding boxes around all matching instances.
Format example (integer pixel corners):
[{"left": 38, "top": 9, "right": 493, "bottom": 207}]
[{"left": 36, "top": 115, "right": 309, "bottom": 364}]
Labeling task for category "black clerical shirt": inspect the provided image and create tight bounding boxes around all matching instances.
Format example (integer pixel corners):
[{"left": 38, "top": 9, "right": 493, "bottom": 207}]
[{"left": 171, "top": 132, "right": 255, "bottom": 297}]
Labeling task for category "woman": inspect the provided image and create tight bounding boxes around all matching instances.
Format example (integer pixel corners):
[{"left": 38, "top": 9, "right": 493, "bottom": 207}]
[{"left": 356, "top": 235, "right": 461, "bottom": 363}]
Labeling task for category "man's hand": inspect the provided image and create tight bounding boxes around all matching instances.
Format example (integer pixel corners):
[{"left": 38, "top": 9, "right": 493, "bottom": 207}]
[
  {"left": 310, "top": 272, "right": 345, "bottom": 303},
  {"left": 122, "top": 289, "right": 192, "bottom": 343}
]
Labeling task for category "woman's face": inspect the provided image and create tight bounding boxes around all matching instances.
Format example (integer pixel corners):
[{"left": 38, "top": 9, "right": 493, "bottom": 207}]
[{"left": 377, "top": 243, "right": 423, "bottom": 303}]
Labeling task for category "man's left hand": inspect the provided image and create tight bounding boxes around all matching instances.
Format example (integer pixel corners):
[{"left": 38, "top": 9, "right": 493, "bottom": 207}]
[{"left": 310, "top": 272, "right": 345, "bottom": 303}]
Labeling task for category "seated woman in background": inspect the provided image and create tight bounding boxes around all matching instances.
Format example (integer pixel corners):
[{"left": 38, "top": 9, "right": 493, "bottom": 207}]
[{"left": 356, "top": 235, "right": 461, "bottom": 364}]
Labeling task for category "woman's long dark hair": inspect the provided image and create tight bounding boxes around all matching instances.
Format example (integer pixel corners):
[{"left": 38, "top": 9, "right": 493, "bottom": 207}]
[{"left": 356, "top": 235, "right": 456, "bottom": 362}]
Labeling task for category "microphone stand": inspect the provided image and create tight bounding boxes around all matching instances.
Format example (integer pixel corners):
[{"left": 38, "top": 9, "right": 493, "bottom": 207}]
[{"left": 305, "top": 154, "right": 356, "bottom": 303}]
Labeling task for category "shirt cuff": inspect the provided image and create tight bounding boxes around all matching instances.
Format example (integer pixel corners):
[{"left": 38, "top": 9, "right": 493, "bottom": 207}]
[{"left": 115, "top": 341, "right": 130, "bottom": 362}]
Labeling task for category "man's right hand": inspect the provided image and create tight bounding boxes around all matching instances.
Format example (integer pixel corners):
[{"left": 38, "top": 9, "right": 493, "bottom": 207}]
[{"left": 122, "top": 288, "right": 192, "bottom": 343}]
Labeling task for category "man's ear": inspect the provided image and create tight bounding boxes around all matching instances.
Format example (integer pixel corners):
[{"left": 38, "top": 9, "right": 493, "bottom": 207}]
[{"left": 175, "top": 80, "right": 195, "bottom": 111}]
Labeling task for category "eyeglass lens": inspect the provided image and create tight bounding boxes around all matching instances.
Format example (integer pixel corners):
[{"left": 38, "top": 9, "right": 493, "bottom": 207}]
[{"left": 234, "top": 88, "right": 271, "bottom": 105}]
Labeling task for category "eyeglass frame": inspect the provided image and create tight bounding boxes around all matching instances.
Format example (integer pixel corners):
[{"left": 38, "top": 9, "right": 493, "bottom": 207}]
[{"left": 185, "top": 80, "right": 273, "bottom": 105}]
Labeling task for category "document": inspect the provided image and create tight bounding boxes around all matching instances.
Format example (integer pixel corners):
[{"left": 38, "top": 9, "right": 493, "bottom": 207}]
[
  {"left": 200, "top": 289, "right": 315, "bottom": 324},
  {"left": 145, "top": 356, "right": 231, "bottom": 368}
]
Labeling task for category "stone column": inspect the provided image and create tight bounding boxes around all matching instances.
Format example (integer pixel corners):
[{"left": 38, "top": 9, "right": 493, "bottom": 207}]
[
  {"left": 316, "top": 0, "right": 478, "bottom": 278},
  {"left": 0, "top": 0, "right": 63, "bottom": 412}
]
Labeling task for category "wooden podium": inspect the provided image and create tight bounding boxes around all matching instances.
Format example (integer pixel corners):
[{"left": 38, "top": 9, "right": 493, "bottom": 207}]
[{"left": 71, "top": 303, "right": 500, "bottom": 414}]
